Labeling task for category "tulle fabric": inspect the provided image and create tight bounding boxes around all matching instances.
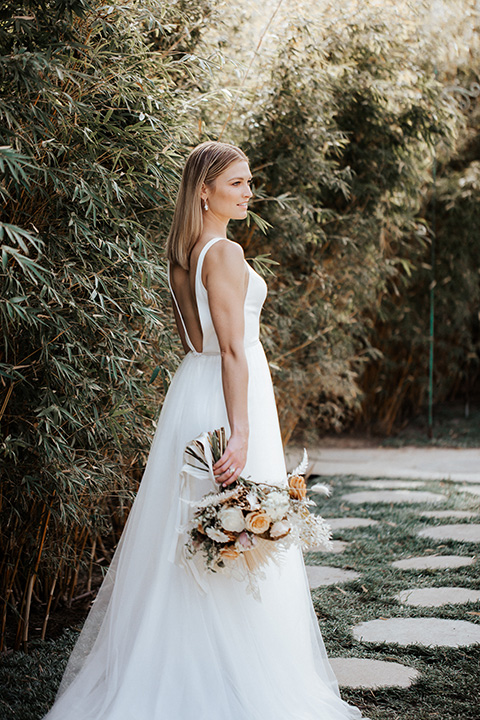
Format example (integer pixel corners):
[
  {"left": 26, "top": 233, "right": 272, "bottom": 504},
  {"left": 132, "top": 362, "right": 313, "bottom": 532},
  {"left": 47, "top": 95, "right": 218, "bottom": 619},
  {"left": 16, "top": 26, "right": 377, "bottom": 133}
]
[{"left": 43, "top": 239, "right": 363, "bottom": 720}]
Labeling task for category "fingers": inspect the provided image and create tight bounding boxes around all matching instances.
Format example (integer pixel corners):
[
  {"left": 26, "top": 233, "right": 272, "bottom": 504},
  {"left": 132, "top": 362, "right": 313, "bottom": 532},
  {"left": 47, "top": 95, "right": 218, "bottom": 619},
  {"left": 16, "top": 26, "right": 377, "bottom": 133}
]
[
  {"left": 213, "top": 435, "right": 247, "bottom": 487},
  {"left": 215, "top": 463, "right": 241, "bottom": 487},
  {"left": 213, "top": 454, "right": 243, "bottom": 487}
]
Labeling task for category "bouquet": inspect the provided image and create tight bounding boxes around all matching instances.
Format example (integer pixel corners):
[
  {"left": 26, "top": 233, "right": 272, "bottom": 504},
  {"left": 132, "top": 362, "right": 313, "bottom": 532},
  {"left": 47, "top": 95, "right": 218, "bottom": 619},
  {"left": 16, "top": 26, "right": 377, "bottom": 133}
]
[{"left": 176, "top": 428, "right": 332, "bottom": 597}]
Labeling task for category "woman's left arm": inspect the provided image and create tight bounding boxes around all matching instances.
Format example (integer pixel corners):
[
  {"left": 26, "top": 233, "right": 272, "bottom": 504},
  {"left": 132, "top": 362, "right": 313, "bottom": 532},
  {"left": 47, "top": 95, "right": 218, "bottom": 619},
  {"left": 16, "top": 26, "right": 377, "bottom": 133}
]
[{"left": 204, "top": 240, "right": 249, "bottom": 486}]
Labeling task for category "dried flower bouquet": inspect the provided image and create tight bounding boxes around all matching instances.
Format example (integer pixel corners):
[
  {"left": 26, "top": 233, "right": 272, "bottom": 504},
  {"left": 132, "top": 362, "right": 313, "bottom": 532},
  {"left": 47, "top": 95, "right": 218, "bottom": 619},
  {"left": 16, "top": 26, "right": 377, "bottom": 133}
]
[{"left": 182, "top": 428, "right": 332, "bottom": 592}]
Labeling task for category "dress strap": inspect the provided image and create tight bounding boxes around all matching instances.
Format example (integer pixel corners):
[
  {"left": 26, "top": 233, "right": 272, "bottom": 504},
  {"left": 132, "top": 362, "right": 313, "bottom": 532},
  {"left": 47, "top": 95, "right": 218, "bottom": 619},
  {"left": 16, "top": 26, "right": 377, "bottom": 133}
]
[
  {"left": 195, "top": 237, "right": 225, "bottom": 293},
  {"left": 167, "top": 262, "right": 197, "bottom": 354}
]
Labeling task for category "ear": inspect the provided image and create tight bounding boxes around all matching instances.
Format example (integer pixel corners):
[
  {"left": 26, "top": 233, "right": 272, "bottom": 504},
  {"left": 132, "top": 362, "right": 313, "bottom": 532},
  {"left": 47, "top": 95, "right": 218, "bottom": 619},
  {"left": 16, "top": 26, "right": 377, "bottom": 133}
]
[{"left": 200, "top": 183, "right": 208, "bottom": 201}]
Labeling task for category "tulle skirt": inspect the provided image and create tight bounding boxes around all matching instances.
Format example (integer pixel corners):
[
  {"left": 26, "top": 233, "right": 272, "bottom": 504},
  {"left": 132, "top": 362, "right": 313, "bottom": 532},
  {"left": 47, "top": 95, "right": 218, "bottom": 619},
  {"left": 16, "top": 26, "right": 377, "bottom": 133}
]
[{"left": 43, "top": 344, "right": 363, "bottom": 720}]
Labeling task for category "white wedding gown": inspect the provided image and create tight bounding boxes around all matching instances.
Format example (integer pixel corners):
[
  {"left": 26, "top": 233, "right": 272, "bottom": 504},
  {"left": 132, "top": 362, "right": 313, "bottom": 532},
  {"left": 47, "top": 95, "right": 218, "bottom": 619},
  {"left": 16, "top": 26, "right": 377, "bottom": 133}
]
[{"left": 43, "top": 238, "right": 363, "bottom": 720}]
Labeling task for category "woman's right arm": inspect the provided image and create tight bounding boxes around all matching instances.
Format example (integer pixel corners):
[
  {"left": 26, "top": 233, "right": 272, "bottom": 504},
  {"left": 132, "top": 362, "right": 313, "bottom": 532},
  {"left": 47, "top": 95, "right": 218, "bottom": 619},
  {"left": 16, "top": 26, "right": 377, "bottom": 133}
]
[{"left": 203, "top": 240, "right": 249, "bottom": 487}]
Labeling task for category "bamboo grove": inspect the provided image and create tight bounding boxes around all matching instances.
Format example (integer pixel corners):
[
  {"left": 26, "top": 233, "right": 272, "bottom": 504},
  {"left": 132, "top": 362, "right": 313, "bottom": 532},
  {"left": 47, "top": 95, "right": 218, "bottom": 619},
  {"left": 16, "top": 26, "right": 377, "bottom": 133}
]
[{"left": 1, "top": 0, "right": 479, "bottom": 648}]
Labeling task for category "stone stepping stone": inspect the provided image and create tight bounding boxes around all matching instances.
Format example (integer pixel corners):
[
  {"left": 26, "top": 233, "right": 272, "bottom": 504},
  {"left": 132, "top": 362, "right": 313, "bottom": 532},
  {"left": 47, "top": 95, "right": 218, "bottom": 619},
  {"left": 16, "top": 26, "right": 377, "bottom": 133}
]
[
  {"left": 306, "top": 565, "right": 360, "bottom": 588},
  {"left": 329, "top": 657, "right": 420, "bottom": 689},
  {"left": 326, "top": 517, "right": 379, "bottom": 530},
  {"left": 305, "top": 540, "right": 349, "bottom": 554},
  {"left": 348, "top": 479, "right": 426, "bottom": 489},
  {"left": 418, "top": 524, "right": 480, "bottom": 543},
  {"left": 342, "top": 490, "right": 446, "bottom": 505},
  {"left": 456, "top": 485, "right": 480, "bottom": 497},
  {"left": 421, "top": 510, "right": 478, "bottom": 519},
  {"left": 392, "top": 555, "right": 475, "bottom": 570},
  {"left": 352, "top": 617, "right": 480, "bottom": 647},
  {"left": 396, "top": 587, "right": 480, "bottom": 607},
  {"left": 300, "top": 447, "right": 480, "bottom": 482}
]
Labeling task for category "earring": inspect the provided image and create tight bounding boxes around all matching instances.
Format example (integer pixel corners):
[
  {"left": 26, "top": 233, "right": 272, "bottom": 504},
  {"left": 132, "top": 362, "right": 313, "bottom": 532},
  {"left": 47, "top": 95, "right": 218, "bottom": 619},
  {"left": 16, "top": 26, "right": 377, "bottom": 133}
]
[{"left": 204, "top": 199, "right": 209, "bottom": 211}]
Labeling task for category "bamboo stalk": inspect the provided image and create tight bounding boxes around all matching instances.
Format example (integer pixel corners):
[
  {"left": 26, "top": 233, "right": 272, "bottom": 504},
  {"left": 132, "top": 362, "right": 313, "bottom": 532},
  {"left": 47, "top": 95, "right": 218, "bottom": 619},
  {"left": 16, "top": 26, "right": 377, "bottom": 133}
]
[
  {"left": 0, "top": 382, "right": 14, "bottom": 423},
  {"left": 15, "top": 501, "right": 52, "bottom": 650},
  {"left": 67, "top": 528, "right": 89, "bottom": 605},
  {"left": 87, "top": 537, "right": 97, "bottom": 594},
  {"left": 41, "top": 572, "right": 59, "bottom": 641}
]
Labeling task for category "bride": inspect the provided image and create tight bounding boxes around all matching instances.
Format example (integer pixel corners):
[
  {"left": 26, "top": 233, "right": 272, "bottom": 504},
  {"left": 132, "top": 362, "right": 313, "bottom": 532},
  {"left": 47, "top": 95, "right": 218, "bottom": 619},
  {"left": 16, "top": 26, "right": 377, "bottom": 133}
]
[{"left": 43, "top": 141, "right": 363, "bottom": 720}]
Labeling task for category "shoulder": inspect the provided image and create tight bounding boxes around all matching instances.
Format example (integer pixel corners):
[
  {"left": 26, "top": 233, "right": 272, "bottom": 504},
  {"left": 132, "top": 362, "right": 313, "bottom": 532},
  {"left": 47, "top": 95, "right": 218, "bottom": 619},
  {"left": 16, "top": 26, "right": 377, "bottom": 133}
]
[
  {"left": 204, "top": 239, "right": 245, "bottom": 270},
  {"left": 203, "top": 239, "right": 247, "bottom": 290}
]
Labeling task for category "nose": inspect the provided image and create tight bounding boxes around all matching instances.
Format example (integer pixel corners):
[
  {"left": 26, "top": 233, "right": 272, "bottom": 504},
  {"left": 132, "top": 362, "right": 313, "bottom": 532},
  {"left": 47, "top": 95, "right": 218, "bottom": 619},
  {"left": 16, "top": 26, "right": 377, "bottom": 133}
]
[{"left": 245, "top": 184, "right": 253, "bottom": 198}]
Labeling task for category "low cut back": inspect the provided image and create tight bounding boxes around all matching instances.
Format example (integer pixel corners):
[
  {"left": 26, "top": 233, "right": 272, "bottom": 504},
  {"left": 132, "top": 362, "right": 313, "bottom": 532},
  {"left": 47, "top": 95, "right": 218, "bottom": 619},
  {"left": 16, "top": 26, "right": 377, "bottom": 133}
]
[{"left": 168, "top": 237, "right": 265, "bottom": 355}]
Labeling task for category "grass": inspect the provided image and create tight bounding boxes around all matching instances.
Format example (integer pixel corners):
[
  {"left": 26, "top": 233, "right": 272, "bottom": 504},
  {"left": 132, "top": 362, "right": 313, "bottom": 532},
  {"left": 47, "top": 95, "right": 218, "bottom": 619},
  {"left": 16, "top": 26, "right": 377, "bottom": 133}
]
[
  {"left": 0, "top": 473, "right": 479, "bottom": 720},
  {"left": 308, "top": 474, "right": 480, "bottom": 719},
  {"left": 381, "top": 402, "right": 480, "bottom": 448}
]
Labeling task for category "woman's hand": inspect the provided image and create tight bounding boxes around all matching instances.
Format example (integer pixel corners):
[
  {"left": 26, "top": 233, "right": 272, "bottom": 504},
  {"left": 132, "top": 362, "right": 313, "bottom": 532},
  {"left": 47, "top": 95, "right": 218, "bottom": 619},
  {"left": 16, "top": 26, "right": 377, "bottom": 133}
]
[{"left": 213, "top": 432, "right": 248, "bottom": 487}]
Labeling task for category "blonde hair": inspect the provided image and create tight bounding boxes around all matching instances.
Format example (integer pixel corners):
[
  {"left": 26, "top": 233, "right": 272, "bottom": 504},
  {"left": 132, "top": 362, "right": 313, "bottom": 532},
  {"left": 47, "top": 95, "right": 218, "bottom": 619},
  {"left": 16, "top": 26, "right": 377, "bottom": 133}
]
[{"left": 166, "top": 141, "right": 248, "bottom": 269}]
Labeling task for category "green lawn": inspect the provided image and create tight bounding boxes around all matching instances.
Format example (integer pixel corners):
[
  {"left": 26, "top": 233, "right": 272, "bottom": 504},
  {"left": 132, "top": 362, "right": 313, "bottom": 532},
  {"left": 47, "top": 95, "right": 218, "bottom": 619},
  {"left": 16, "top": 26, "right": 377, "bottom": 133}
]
[
  {"left": 381, "top": 404, "right": 480, "bottom": 448},
  {"left": 308, "top": 474, "right": 480, "bottom": 719},
  {"left": 1, "top": 472, "right": 479, "bottom": 720}
]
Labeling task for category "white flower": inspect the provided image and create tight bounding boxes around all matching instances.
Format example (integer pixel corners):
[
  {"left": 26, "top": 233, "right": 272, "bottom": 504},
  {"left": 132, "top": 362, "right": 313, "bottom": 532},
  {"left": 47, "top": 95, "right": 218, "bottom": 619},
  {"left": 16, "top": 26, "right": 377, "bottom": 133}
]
[
  {"left": 246, "top": 490, "right": 261, "bottom": 509},
  {"left": 205, "top": 526, "right": 231, "bottom": 543},
  {"left": 270, "top": 520, "right": 291, "bottom": 538},
  {"left": 261, "top": 490, "right": 290, "bottom": 522},
  {"left": 310, "top": 483, "right": 331, "bottom": 497},
  {"left": 218, "top": 506, "right": 245, "bottom": 533}
]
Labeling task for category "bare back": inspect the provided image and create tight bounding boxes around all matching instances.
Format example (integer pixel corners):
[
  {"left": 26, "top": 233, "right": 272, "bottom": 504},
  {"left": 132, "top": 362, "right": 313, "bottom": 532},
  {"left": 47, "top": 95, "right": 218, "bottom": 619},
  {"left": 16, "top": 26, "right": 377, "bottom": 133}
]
[{"left": 169, "top": 238, "right": 249, "bottom": 354}]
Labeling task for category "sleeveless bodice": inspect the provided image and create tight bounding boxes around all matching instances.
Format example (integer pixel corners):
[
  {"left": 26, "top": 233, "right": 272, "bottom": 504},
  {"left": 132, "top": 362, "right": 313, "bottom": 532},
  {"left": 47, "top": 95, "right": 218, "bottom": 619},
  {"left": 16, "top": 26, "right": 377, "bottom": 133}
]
[{"left": 169, "top": 237, "right": 267, "bottom": 356}]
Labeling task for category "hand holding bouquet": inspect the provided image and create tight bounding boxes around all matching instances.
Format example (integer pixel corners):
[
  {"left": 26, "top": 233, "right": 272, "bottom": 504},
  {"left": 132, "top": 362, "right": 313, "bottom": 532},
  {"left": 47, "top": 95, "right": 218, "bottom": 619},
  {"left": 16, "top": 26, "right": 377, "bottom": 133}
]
[{"left": 182, "top": 429, "right": 332, "bottom": 589}]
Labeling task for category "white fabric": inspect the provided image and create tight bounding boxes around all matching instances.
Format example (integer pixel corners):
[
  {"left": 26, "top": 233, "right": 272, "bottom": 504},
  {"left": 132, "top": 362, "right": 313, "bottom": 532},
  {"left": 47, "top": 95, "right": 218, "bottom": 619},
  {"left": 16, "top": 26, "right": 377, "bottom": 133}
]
[{"left": 43, "top": 237, "right": 363, "bottom": 720}]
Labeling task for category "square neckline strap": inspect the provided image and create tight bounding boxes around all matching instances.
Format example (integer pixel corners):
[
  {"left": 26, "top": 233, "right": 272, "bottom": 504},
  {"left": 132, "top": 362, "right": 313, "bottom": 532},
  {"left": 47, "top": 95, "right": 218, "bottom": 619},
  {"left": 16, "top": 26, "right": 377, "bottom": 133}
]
[{"left": 167, "top": 237, "right": 226, "bottom": 357}]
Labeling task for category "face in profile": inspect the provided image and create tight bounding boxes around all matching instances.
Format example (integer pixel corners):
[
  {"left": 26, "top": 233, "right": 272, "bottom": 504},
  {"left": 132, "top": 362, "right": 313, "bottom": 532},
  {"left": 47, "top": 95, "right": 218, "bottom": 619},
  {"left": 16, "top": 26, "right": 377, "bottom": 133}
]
[{"left": 203, "top": 159, "right": 253, "bottom": 221}]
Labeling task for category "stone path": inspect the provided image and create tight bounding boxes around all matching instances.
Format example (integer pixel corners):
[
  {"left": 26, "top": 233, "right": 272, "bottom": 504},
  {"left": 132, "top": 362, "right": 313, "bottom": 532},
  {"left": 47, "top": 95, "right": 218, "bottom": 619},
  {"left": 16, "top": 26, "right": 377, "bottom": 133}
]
[
  {"left": 287, "top": 446, "right": 480, "bottom": 482},
  {"left": 342, "top": 489, "right": 447, "bottom": 504},
  {"left": 322, "top": 517, "right": 379, "bottom": 530},
  {"left": 352, "top": 617, "right": 480, "bottom": 647},
  {"left": 329, "top": 657, "right": 420, "bottom": 689},
  {"left": 306, "top": 565, "right": 361, "bottom": 589},
  {"left": 297, "top": 444, "right": 480, "bottom": 691},
  {"left": 459, "top": 484, "right": 480, "bottom": 497},
  {"left": 349, "top": 479, "right": 427, "bottom": 489},
  {"left": 420, "top": 510, "right": 478, "bottom": 519},
  {"left": 417, "top": 523, "right": 480, "bottom": 543},
  {"left": 395, "top": 587, "right": 480, "bottom": 607},
  {"left": 392, "top": 554, "right": 475, "bottom": 570}
]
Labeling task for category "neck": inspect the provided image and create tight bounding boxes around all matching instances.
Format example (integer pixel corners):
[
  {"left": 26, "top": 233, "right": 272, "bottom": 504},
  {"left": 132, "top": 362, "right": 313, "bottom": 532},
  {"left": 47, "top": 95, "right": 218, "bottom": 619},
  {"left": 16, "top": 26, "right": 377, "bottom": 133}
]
[{"left": 201, "top": 213, "right": 229, "bottom": 240}]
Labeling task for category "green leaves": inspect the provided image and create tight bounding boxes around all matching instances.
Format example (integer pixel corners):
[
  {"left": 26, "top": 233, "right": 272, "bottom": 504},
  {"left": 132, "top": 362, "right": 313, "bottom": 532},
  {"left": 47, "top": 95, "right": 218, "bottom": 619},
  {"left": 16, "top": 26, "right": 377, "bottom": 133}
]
[
  {"left": 0, "top": 0, "right": 216, "bottom": 649},
  {"left": 228, "top": 9, "right": 456, "bottom": 441}
]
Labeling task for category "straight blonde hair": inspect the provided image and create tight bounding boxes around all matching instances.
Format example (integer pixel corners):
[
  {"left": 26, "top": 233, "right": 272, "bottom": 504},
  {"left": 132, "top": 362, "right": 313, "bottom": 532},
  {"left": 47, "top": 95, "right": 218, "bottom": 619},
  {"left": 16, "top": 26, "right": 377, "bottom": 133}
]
[{"left": 166, "top": 141, "right": 248, "bottom": 269}]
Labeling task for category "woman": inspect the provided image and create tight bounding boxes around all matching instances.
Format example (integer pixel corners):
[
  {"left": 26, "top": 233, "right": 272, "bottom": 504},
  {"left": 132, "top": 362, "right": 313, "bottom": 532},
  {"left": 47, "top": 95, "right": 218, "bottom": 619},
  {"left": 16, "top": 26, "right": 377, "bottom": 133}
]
[{"left": 43, "top": 141, "right": 363, "bottom": 720}]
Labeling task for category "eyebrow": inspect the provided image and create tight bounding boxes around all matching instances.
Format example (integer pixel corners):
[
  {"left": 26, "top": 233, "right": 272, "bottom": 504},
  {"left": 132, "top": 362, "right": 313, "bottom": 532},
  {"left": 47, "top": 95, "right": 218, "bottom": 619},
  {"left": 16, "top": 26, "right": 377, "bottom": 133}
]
[{"left": 228, "top": 176, "right": 253, "bottom": 182}]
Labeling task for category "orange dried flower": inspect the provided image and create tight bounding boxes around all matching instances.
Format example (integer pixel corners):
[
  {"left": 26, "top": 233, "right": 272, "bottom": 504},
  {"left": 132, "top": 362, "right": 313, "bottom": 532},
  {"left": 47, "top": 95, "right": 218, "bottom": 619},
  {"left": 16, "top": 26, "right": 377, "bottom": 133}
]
[
  {"left": 288, "top": 474, "right": 307, "bottom": 500},
  {"left": 244, "top": 511, "right": 271, "bottom": 534},
  {"left": 220, "top": 545, "right": 241, "bottom": 560}
]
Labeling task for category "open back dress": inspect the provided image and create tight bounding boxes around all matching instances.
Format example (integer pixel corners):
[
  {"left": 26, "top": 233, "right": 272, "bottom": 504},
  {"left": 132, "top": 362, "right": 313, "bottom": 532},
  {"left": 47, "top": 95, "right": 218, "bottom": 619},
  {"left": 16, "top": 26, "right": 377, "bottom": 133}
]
[{"left": 43, "top": 237, "right": 363, "bottom": 720}]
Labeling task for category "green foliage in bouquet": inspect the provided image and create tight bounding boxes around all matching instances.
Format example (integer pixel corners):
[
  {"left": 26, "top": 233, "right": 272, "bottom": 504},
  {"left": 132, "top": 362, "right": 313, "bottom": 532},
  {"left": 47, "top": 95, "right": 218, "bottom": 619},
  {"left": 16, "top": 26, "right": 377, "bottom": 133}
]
[{"left": 0, "top": 0, "right": 216, "bottom": 649}]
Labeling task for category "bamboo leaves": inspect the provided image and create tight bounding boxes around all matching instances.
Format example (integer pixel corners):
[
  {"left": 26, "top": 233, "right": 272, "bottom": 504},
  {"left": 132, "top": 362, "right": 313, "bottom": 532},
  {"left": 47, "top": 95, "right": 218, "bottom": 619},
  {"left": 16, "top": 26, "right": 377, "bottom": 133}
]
[{"left": 0, "top": 0, "right": 215, "bottom": 650}]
